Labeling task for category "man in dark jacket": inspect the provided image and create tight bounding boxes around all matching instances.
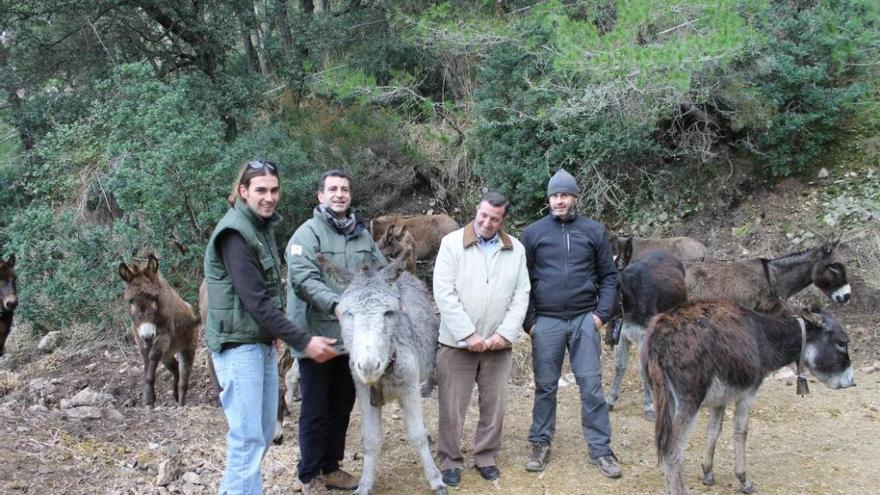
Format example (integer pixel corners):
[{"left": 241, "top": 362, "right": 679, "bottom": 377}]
[
  {"left": 204, "top": 159, "right": 338, "bottom": 494},
  {"left": 521, "top": 168, "right": 622, "bottom": 479}
]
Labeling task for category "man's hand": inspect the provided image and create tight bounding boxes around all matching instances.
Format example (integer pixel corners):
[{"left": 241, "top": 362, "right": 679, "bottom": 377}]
[
  {"left": 304, "top": 336, "right": 339, "bottom": 363},
  {"left": 592, "top": 314, "right": 604, "bottom": 331},
  {"left": 464, "top": 333, "right": 486, "bottom": 353},
  {"left": 485, "top": 333, "right": 509, "bottom": 351},
  {"left": 333, "top": 304, "right": 342, "bottom": 321}
]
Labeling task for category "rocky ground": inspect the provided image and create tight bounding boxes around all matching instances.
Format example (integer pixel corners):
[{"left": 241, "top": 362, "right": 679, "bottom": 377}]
[{"left": 1, "top": 177, "right": 879, "bottom": 494}]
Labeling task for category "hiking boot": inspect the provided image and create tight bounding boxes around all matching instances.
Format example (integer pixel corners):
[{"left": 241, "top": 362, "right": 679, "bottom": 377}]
[
  {"left": 525, "top": 441, "right": 551, "bottom": 472},
  {"left": 441, "top": 468, "right": 461, "bottom": 487},
  {"left": 590, "top": 454, "right": 622, "bottom": 479},
  {"left": 302, "top": 477, "right": 330, "bottom": 495},
  {"left": 323, "top": 469, "right": 359, "bottom": 490}
]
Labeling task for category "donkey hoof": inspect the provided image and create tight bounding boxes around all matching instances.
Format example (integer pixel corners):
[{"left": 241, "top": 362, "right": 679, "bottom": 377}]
[
  {"left": 433, "top": 486, "right": 449, "bottom": 495},
  {"left": 272, "top": 435, "right": 283, "bottom": 446},
  {"left": 605, "top": 397, "right": 616, "bottom": 410},
  {"left": 644, "top": 409, "right": 655, "bottom": 422},
  {"left": 701, "top": 472, "right": 715, "bottom": 486},
  {"left": 739, "top": 480, "right": 755, "bottom": 494}
]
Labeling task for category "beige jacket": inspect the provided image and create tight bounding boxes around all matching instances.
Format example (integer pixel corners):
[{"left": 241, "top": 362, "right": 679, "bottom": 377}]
[{"left": 433, "top": 223, "right": 530, "bottom": 348}]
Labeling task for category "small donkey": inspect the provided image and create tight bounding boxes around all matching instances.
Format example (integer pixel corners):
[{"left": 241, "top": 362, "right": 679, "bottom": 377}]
[
  {"left": 317, "top": 253, "right": 447, "bottom": 495},
  {"left": 119, "top": 255, "right": 200, "bottom": 407}
]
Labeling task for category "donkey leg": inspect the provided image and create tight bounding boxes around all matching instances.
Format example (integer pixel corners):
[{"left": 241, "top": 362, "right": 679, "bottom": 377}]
[
  {"left": 733, "top": 397, "right": 756, "bottom": 494},
  {"left": 663, "top": 405, "right": 699, "bottom": 495},
  {"left": 400, "top": 385, "right": 446, "bottom": 494},
  {"left": 701, "top": 405, "right": 725, "bottom": 486},
  {"left": 273, "top": 348, "right": 293, "bottom": 445},
  {"left": 163, "top": 356, "right": 181, "bottom": 404},
  {"left": 354, "top": 385, "right": 382, "bottom": 495},
  {"left": 606, "top": 331, "right": 631, "bottom": 409},
  {"left": 143, "top": 344, "right": 163, "bottom": 408},
  {"left": 177, "top": 348, "right": 195, "bottom": 406},
  {"left": 634, "top": 326, "right": 653, "bottom": 420}
]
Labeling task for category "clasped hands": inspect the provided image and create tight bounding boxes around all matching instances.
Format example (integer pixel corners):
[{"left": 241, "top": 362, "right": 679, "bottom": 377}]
[{"left": 463, "top": 332, "right": 508, "bottom": 352}]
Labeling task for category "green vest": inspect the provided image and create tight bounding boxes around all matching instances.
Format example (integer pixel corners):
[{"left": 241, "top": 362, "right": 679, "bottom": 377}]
[{"left": 203, "top": 199, "right": 283, "bottom": 353}]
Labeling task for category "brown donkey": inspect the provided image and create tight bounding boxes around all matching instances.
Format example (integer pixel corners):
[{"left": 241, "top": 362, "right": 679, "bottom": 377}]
[
  {"left": 119, "top": 255, "right": 200, "bottom": 407},
  {"left": 0, "top": 255, "right": 18, "bottom": 357},
  {"left": 685, "top": 236, "right": 850, "bottom": 311},
  {"left": 643, "top": 301, "right": 855, "bottom": 495}
]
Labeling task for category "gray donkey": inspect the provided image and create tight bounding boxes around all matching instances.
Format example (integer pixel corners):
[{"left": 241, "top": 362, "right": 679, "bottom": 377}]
[{"left": 317, "top": 253, "right": 447, "bottom": 495}]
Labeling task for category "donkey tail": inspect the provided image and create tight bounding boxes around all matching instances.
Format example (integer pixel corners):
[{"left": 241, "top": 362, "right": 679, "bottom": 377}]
[{"left": 642, "top": 321, "right": 674, "bottom": 464}]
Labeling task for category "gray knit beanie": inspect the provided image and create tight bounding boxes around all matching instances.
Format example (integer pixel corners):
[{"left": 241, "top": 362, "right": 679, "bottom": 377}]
[{"left": 547, "top": 168, "right": 578, "bottom": 196}]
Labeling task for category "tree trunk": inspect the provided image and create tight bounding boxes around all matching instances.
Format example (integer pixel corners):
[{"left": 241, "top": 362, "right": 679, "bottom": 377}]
[
  {"left": 251, "top": 1, "right": 270, "bottom": 77},
  {"left": 275, "top": 0, "right": 294, "bottom": 57}
]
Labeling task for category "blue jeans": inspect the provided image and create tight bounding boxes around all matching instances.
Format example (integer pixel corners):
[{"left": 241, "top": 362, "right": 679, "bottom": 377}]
[
  {"left": 528, "top": 313, "right": 613, "bottom": 459},
  {"left": 212, "top": 343, "right": 278, "bottom": 495}
]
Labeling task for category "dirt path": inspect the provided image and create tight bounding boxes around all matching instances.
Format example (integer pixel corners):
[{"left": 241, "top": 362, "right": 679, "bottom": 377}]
[{"left": 1, "top": 337, "right": 878, "bottom": 495}]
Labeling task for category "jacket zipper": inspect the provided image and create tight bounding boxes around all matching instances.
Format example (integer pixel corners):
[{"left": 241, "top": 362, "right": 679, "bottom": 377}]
[{"left": 562, "top": 221, "right": 568, "bottom": 317}]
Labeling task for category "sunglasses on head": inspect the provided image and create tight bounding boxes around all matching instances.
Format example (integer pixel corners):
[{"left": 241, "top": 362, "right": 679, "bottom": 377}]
[{"left": 246, "top": 160, "right": 277, "bottom": 172}]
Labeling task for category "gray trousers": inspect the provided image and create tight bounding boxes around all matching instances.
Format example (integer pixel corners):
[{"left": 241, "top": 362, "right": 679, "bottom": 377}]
[
  {"left": 436, "top": 345, "right": 513, "bottom": 470},
  {"left": 528, "top": 312, "right": 613, "bottom": 459}
]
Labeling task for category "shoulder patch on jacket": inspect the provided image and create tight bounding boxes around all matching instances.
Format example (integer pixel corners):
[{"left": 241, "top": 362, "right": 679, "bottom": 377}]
[{"left": 288, "top": 244, "right": 303, "bottom": 256}]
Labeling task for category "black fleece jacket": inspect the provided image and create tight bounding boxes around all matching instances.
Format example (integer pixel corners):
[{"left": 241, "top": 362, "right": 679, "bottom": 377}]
[{"left": 521, "top": 213, "right": 618, "bottom": 329}]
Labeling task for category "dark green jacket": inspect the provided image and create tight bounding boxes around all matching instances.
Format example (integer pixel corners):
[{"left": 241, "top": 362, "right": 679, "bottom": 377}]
[
  {"left": 203, "top": 199, "right": 283, "bottom": 352},
  {"left": 285, "top": 209, "right": 386, "bottom": 358}
]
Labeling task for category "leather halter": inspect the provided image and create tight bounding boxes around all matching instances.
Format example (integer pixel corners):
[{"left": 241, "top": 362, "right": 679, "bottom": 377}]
[
  {"left": 793, "top": 316, "right": 810, "bottom": 396},
  {"left": 368, "top": 349, "right": 397, "bottom": 407}
]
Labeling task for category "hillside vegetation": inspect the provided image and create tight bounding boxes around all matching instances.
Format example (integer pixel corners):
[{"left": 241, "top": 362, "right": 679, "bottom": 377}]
[{"left": 1, "top": 0, "right": 878, "bottom": 340}]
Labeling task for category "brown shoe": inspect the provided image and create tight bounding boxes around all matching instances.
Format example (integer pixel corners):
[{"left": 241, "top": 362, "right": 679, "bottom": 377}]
[
  {"left": 302, "top": 477, "right": 330, "bottom": 495},
  {"left": 323, "top": 469, "right": 360, "bottom": 490}
]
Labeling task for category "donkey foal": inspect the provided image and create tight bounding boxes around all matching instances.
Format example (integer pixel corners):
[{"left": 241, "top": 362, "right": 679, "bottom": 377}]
[{"left": 643, "top": 301, "right": 855, "bottom": 495}]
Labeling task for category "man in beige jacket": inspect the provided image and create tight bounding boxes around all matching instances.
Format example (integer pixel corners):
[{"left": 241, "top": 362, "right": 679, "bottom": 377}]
[{"left": 432, "top": 191, "right": 531, "bottom": 488}]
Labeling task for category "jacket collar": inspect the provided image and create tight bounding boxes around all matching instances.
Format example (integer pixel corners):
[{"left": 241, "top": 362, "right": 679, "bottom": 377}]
[
  {"left": 463, "top": 221, "right": 513, "bottom": 250},
  {"left": 234, "top": 198, "right": 282, "bottom": 230}
]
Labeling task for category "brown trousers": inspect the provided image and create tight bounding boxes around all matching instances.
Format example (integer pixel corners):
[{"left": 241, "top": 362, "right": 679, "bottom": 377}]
[{"left": 436, "top": 345, "right": 513, "bottom": 470}]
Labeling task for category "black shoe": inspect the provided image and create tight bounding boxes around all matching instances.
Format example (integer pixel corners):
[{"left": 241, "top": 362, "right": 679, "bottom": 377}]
[
  {"left": 476, "top": 465, "right": 500, "bottom": 481},
  {"left": 441, "top": 468, "right": 461, "bottom": 487}
]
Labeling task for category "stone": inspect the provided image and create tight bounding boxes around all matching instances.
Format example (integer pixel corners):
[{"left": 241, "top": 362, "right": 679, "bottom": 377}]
[
  {"left": 774, "top": 367, "right": 797, "bottom": 386},
  {"left": 817, "top": 168, "right": 830, "bottom": 179},
  {"left": 28, "top": 404, "right": 49, "bottom": 413},
  {"left": 64, "top": 406, "right": 103, "bottom": 419},
  {"left": 104, "top": 408, "right": 125, "bottom": 421},
  {"left": 37, "top": 331, "right": 62, "bottom": 353},
  {"left": 60, "top": 387, "right": 114, "bottom": 409},
  {"left": 861, "top": 361, "right": 880, "bottom": 374},
  {"left": 181, "top": 471, "right": 202, "bottom": 485},
  {"left": 156, "top": 456, "right": 183, "bottom": 486}
]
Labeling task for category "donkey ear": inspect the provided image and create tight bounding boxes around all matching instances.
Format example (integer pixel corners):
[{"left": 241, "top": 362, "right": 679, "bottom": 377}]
[
  {"left": 620, "top": 238, "right": 633, "bottom": 268},
  {"left": 6, "top": 254, "right": 14, "bottom": 268},
  {"left": 118, "top": 262, "right": 134, "bottom": 282},
  {"left": 146, "top": 254, "right": 159, "bottom": 276},
  {"left": 317, "top": 253, "right": 353, "bottom": 288},
  {"left": 822, "top": 233, "right": 840, "bottom": 255},
  {"left": 800, "top": 305, "right": 825, "bottom": 327},
  {"left": 381, "top": 242, "right": 412, "bottom": 280}
]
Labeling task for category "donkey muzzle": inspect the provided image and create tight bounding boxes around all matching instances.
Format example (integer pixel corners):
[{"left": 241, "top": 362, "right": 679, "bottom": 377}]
[
  {"left": 1, "top": 299, "right": 16, "bottom": 312},
  {"left": 138, "top": 323, "right": 157, "bottom": 341},
  {"left": 830, "top": 284, "right": 851, "bottom": 304}
]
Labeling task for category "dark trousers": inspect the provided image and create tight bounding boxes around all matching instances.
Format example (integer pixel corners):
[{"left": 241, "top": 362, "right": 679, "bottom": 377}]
[
  {"left": 528, "top": 312, "right": 613, "bottom": 459},
  {"left": 297, "top": 355, "right": 356, "bottom": 483}
]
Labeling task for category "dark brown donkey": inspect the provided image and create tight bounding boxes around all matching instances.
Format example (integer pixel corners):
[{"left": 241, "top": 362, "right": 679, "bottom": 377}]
[
  {"left": 0, "top": 255, "right": 18, "bottom": 357},
  {"left": 685, "top": 236, "right": 850, "bottom": 311},
  {"left": 642, "top": 302, "right": 855, "bottom": 495},
  {"left": 119, "top": 255, "right": 200, "bottom": 407}
]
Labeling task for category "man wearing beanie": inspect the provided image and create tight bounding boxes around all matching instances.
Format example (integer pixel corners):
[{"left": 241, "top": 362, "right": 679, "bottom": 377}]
[{"left": 520, "top": 168, "right": 622, "bottom": 478}]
